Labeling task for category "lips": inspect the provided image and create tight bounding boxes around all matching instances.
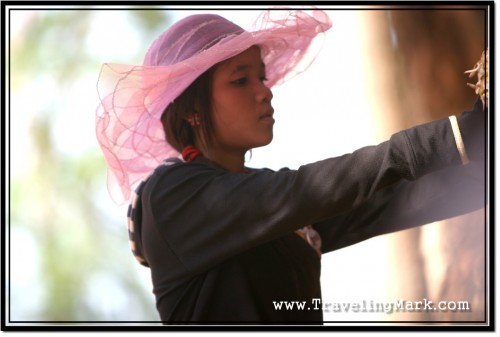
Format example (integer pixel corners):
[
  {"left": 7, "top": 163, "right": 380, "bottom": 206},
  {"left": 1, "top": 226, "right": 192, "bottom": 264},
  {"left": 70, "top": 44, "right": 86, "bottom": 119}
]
[{"left": 259, "top": 108, "right": 275, "bottom": 123}]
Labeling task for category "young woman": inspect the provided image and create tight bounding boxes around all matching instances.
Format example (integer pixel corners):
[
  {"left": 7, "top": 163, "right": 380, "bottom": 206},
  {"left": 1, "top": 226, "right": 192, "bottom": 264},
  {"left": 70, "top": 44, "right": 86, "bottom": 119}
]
[{"left": 96, "top": 10, "right": 486, "bottom": 323}]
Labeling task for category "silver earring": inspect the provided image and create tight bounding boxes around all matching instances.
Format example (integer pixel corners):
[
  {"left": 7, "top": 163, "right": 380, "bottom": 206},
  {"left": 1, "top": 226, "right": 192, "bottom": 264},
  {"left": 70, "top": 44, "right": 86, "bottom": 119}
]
[{"left": 187, "top": 113, "right": 201, "bottom": 126}]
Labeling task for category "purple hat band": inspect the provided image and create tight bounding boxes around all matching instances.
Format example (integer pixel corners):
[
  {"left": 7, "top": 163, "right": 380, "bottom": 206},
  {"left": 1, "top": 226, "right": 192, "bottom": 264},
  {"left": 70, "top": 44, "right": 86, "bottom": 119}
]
[{"left": 96, "top": 9, "right": 332, "bottom": 203}]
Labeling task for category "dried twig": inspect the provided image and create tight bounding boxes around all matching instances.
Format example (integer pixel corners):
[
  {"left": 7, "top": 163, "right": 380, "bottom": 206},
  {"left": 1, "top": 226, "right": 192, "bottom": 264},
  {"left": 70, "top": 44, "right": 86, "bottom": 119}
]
[{"left": 464, "top": 49, "right": 488, "bottom": 108}]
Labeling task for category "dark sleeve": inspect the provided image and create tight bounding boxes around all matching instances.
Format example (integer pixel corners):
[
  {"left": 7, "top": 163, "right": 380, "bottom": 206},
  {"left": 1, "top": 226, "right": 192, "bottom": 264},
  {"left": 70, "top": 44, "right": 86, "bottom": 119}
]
[
  {"left": 141, "top": 116, "right": 463, "bottom": 279},
  {"left": 314, "top": 97, "right": 487, "bottom": 253},
  {"left": 314, "top": 162, "right": 485, "bottom": 253}
]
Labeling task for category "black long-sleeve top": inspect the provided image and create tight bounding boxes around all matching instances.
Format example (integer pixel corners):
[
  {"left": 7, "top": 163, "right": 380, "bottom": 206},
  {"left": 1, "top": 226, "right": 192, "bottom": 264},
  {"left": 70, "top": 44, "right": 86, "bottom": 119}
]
[{"left": 128, "top": 101, "right": 485, "bottom": 324}]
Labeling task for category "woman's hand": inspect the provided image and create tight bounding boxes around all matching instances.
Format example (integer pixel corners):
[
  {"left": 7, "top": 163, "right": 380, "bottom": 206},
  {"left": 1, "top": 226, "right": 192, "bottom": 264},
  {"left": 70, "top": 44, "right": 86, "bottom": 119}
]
[{"left": 455, "top": 50, "right": 488, "bottom": 164}]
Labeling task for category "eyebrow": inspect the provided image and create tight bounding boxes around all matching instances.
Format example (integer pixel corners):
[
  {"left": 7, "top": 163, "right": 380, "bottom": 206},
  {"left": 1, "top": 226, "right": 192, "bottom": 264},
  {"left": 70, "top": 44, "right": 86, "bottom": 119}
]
[{"left": 231, "top": 63, "right": 266, "bottom": 75}]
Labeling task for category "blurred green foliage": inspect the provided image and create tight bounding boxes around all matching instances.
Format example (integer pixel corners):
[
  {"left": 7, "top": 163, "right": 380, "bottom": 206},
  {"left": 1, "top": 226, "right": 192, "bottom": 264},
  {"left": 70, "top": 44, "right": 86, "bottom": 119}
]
[{"left": 9, "top": 7, "right": 172, "bottom": 322}]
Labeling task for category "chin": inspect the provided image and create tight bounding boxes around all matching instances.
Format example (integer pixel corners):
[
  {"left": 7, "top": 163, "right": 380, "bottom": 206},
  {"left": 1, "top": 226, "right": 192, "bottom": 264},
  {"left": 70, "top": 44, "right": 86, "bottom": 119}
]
[{"left": 252, "top": 135, "right": 273, "bottom": 149}]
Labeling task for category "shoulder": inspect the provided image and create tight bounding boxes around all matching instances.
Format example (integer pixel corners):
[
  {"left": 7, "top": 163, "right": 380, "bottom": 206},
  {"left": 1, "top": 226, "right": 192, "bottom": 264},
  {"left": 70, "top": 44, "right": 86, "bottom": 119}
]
[
  {"left": 152, "top": 156, "right": 235, "bottom": 178},
  {"left": 143, "top": 157, "right": 294, "bottom": 202},
  {"left": 142, "top": 158, "right": 223, "bottom": 200}
]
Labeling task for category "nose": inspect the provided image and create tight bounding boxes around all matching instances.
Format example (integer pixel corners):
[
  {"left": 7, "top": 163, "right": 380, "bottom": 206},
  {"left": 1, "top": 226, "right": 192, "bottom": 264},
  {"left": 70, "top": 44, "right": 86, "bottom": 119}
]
[{"left": 257, "top": 82, "right": 273, "bottom": 103}]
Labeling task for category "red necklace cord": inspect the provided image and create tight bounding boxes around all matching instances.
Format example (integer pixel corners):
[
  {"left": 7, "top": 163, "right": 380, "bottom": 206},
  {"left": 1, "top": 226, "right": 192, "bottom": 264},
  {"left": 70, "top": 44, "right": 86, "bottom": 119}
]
[{"left": 182, "top": 145, "right": 202, "bottom": 162}]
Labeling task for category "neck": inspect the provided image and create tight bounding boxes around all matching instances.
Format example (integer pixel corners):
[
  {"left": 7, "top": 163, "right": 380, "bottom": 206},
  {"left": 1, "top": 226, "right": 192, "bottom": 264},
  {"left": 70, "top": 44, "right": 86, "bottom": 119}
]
[{"left": 198, "top": 143, "right": 247, "bottom": 173}]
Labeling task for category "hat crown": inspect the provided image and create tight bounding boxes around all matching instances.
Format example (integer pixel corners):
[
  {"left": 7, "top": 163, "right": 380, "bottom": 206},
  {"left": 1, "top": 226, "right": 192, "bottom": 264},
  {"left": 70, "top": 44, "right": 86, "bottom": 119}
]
[{"left": 144, "top": 14, "right": 244, "bottom": 67}]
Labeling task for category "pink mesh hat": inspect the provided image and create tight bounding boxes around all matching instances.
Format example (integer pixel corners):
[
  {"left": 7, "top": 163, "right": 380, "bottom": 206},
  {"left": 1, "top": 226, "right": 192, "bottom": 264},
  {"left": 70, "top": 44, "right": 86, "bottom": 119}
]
[{"left": 96, "top": 9, "right": 332, "bottom": 203}]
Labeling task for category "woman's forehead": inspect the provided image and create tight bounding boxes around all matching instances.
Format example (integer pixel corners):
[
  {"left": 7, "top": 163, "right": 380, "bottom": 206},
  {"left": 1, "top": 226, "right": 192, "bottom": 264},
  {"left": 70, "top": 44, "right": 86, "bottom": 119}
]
[{"left": 215, "top": 46, "right": 264, "bottom": 73}]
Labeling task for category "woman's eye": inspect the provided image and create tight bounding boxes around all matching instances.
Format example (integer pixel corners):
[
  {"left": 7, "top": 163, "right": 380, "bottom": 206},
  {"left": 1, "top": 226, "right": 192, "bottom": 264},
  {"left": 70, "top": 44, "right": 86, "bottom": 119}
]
[
  {"left": 231, "top": 75, "right": 267, "bottom": 86},
  {"left": 232, "top": 78, "right": 247, "bottom": 85}
]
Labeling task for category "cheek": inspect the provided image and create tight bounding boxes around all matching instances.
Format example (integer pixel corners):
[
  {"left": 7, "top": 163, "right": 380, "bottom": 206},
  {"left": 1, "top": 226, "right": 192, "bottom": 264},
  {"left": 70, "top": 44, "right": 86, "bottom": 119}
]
[
  {"left": 211, "top": 106, "right": 242, "bottom": 139},
  {"left": 212, "top": 94, "right": 249, "bottom": 126}
]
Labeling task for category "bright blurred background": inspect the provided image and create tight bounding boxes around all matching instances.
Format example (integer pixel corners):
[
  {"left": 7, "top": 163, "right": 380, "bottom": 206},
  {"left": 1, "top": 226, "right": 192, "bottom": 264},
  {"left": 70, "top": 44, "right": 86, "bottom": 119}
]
[{"left": 7, "top": 5, "right": 488, "bottom": 326}]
